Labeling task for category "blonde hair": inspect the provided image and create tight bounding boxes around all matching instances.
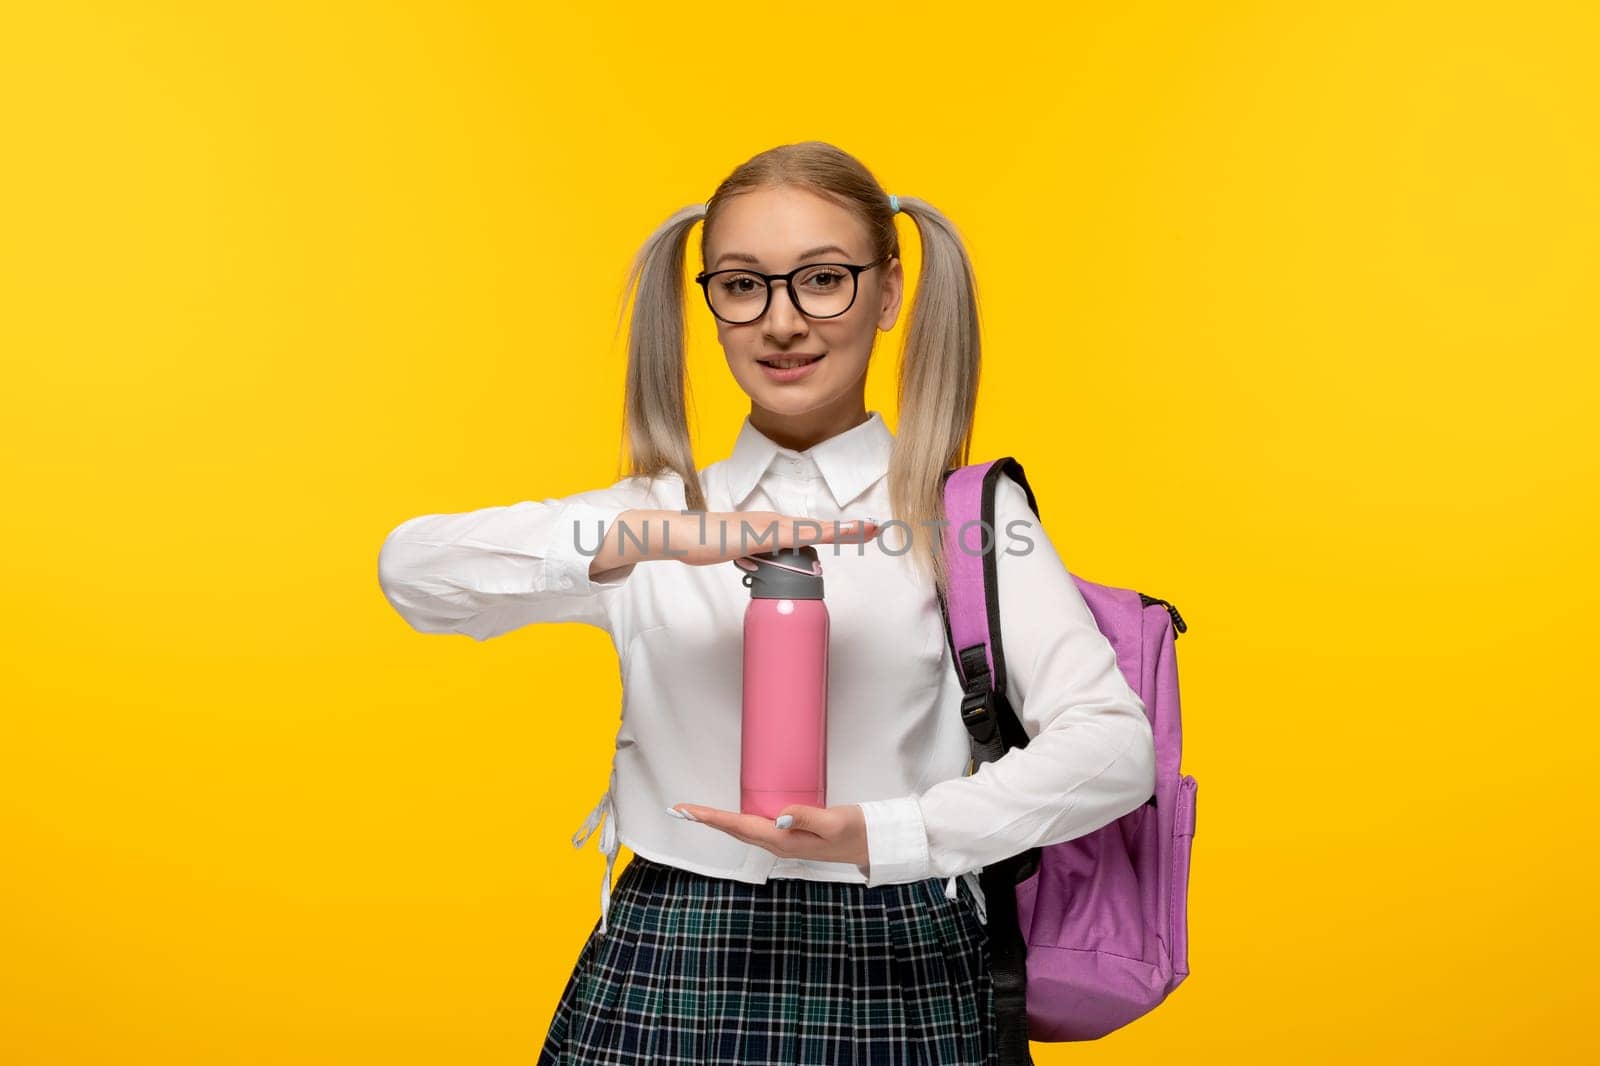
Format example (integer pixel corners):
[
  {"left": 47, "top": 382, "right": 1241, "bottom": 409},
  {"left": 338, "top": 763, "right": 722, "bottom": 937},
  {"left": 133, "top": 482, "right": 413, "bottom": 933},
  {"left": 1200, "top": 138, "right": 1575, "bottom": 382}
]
[{"left": 611, "top": 140, "right": 983, "bottom": 599}]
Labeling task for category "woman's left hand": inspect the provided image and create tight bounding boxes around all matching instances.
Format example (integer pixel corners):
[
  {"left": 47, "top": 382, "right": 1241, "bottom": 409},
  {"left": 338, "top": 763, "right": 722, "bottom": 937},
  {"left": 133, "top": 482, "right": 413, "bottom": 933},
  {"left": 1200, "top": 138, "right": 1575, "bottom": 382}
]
[{"left": 667, "top": 803, "right": 870, "bottom": 873}]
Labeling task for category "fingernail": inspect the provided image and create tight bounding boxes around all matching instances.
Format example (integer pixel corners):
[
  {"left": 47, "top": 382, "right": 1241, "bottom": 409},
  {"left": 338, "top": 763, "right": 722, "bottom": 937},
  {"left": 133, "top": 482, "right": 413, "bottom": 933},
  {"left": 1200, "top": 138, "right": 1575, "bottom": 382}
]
[
  {"left": 665, "top": 806, "right": 688, "bottom": 820},
  {"left": 775, "top": 814, "right": 794, "bottom": 829}
]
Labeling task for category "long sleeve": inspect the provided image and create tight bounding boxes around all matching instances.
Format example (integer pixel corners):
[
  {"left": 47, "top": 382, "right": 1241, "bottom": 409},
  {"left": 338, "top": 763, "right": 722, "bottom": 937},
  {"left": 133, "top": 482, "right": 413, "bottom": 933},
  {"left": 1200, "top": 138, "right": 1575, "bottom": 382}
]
[
  {"left": 376, "top": 474, "right": 669, "bottom": 641},
  {"left": 857, "top": 472, "right": 1156, "bottom": 884}
]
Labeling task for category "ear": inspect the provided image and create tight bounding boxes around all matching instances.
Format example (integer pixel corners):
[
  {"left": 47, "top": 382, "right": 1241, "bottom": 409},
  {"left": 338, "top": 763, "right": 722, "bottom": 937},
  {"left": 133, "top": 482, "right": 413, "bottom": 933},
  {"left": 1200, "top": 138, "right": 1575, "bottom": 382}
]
[{"left": 877, "top": 256, "right": 904, "bottom": 332}]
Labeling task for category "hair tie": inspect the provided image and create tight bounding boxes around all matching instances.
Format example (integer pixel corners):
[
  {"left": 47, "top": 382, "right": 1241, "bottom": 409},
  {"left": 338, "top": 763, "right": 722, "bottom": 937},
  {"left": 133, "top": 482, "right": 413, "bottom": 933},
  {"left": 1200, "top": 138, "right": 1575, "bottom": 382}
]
[{"left": 888, "top": 194, "right": 900, "bottom": 214}]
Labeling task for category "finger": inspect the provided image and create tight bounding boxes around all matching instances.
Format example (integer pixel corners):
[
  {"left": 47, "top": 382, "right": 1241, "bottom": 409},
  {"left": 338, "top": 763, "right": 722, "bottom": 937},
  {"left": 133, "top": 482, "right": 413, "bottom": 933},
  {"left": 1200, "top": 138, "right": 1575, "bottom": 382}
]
[
  {"left": 774, "top": 804, "right": 832, "bottom": 836},
  {"left": 679, "top": 806, "right": 785, "bottom": 842},
  {"left": 820, "top": 519, "right": 876, "bottom": 543},
  {"left": 781, "top": 518, "right": 829, "bottom": 547},
  {"left": 672, "top": 805, "right": 755, "bottom": 846},
  {"left": 680, "top": 805, "right": 801, "bottom": 857},
  {"left": 799, "top": 518, "right": 880, "bottom": 545}
]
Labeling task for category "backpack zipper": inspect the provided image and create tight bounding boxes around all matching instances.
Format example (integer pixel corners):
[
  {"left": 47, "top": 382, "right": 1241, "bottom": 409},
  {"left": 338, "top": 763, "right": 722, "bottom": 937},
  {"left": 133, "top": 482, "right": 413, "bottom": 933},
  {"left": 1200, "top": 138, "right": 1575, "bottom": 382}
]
[{"left": 1139, "top": 593, "right": 1187, "bottom": 636}]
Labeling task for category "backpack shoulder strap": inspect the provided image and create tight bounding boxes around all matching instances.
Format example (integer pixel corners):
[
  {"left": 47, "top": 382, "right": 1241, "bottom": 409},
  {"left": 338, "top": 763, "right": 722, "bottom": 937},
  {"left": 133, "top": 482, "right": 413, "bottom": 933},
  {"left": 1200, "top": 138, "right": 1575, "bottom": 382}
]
[
  {"left": 939, "top": 458, "right": 1044, "bottom": 1066},
  {"left": 939, "top": 458, "right": 1040, "bottom": 767}
]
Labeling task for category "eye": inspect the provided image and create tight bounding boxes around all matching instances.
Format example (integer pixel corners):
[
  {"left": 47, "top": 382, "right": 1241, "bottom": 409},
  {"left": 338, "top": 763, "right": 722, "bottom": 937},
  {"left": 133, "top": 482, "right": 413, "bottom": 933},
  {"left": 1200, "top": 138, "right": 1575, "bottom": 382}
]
[
  {"left": 799, "top": 267, "right": 845, "bottom": 290},
  {"left": 717, "top": 273, "right": 763, "bottom": 296}
]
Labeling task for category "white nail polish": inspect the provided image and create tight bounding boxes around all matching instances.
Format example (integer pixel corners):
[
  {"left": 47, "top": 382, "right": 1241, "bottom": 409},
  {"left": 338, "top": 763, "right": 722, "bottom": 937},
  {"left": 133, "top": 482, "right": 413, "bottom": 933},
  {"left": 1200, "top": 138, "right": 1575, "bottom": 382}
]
[{"left": 665, "top": 806, "right": 686, "bottom": 819}]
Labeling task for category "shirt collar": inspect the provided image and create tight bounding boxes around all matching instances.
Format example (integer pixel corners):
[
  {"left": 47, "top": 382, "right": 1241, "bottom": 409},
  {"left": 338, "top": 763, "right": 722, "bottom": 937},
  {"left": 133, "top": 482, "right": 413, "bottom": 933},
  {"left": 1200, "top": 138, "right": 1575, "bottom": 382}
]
[{"left": 723, "top": 410, "right": 895, "bottom": 509}]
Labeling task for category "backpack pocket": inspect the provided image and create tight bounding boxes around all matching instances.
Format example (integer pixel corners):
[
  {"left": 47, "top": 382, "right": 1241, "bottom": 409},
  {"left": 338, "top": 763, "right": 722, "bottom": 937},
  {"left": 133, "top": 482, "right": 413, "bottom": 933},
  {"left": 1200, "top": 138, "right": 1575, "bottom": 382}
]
[{"left": 1171, "top": 773, "right": 1198, "bottom": 976}]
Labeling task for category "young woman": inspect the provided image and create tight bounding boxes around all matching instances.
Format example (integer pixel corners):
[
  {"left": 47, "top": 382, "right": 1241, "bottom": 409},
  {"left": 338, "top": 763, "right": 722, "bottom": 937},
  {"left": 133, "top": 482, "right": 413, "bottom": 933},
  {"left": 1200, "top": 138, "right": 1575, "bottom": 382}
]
[{"left": 377, "top": 141, "right": 1155, "bottom": 1065}]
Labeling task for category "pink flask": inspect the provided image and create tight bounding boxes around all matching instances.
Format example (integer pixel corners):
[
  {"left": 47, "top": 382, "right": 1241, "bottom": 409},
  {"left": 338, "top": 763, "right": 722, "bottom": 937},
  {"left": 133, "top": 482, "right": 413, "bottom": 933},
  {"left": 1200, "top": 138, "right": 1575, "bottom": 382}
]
[{"left": 734, "top": 546, "right": 828, "bottom": 818}]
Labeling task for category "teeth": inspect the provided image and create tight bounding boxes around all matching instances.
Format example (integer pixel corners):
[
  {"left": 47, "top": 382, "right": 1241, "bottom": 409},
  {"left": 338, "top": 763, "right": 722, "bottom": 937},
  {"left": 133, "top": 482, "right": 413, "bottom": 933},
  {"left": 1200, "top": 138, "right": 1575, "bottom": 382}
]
[{"left": 766, "top": 356, "right": 818, "bottom": 369}]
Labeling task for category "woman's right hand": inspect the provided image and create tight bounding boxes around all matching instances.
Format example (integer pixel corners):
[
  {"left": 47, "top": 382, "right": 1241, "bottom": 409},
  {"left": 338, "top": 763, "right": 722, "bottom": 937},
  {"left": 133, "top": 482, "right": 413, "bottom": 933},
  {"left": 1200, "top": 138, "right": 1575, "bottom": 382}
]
[{"left": 590, "top": 509, "right": 881, "bottom": 576}]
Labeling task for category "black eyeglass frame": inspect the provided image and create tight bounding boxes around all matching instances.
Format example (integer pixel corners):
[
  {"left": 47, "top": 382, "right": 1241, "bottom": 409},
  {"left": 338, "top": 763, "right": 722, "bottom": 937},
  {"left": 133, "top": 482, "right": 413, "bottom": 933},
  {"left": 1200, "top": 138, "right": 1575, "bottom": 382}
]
[{"left": 693, "top": 254, "right": 894, "bottom": 324}]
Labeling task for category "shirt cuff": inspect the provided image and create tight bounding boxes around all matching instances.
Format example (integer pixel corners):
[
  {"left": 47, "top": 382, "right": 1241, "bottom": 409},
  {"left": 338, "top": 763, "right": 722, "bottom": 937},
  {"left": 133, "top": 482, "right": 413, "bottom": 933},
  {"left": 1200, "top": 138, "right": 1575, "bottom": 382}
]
[
  {"left": 547, "top": 500, "right": 638, "bottom": 594},
  {"left": 856, "top": 796, "right": 931, "bottom": 886}
]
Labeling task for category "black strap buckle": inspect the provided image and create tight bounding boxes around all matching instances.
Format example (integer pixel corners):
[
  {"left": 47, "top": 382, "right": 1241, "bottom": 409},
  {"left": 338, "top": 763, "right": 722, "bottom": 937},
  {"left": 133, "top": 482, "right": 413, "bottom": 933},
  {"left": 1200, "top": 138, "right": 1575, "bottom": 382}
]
[
  {"left": 960, "top": 686, "right": 999, "bottom": 745},
  {"left": 956, "top": 645, "right": 1001, "bottom": 747}
]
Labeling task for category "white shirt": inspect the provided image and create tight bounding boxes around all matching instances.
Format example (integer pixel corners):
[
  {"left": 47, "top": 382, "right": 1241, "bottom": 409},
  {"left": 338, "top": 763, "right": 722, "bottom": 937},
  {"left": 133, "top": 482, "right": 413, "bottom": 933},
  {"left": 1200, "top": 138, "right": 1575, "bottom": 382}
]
[{"left": 377, "top": 410, "right": 1155, "bottom": 933}]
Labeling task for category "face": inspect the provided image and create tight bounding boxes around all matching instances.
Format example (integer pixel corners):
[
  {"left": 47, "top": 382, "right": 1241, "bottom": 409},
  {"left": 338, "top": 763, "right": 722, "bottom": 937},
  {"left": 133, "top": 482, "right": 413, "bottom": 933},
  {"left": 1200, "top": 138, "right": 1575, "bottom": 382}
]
[{"left": 701, "top": 185, "right": 903, "bottom": 447}]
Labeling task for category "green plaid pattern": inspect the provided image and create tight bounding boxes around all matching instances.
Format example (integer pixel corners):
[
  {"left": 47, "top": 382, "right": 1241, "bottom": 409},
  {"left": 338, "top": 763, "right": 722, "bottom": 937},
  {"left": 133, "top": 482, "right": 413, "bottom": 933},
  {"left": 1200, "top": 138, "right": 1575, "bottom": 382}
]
[{"left": 538, "top": 855, "right": 997, "bottom": 1064}]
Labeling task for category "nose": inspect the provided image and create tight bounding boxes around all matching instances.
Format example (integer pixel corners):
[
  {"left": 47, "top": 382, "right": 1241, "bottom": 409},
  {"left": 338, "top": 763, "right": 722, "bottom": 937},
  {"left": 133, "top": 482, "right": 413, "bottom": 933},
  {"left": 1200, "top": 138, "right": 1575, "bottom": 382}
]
[{"left": 761, "top": 277, "right": 808, "bottom": 335}]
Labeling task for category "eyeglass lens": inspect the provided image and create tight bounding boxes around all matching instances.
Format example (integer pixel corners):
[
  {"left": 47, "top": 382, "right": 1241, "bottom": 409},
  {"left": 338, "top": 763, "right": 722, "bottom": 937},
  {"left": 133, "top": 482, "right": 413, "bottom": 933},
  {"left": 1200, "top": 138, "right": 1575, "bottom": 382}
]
[{"left": 706, "top": 264, "right": 858, "bottom": 323}]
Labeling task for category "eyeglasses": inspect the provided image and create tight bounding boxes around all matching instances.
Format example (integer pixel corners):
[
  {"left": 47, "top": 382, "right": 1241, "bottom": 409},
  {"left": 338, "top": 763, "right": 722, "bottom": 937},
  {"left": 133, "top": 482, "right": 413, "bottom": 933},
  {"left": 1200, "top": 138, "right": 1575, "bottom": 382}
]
[{"left": 694, "top": 254, "right": 892, "bottom": 325}]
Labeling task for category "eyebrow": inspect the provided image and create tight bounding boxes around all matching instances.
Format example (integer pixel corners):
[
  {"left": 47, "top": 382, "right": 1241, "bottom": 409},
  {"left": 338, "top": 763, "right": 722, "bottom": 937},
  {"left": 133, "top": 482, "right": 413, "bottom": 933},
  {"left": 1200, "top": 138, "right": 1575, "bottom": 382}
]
[{"left": 712, "top": 244, "right": 853, "bottom": 269}]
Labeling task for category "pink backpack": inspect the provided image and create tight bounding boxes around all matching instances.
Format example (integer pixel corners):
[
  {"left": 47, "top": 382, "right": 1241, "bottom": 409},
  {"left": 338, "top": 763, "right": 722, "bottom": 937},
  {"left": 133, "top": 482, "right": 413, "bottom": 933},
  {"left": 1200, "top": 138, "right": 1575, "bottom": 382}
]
[{"left": 939, "top": 459, "right": 1197, "bottom": 1064}]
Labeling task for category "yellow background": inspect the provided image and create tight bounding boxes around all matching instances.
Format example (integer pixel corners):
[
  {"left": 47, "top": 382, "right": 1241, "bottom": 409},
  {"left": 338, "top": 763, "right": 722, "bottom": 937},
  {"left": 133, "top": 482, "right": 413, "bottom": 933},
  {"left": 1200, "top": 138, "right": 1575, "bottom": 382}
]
[{"left": 3, "top": 1, "right": 1596, "bottom": 1062}]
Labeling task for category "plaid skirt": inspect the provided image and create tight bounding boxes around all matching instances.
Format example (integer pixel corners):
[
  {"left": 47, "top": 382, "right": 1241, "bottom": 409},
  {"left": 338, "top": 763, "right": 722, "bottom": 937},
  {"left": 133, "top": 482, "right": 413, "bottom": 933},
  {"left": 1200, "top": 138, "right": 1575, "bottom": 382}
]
[{"left": 537, "top": 855, "right": 997, "bottom": 1065}]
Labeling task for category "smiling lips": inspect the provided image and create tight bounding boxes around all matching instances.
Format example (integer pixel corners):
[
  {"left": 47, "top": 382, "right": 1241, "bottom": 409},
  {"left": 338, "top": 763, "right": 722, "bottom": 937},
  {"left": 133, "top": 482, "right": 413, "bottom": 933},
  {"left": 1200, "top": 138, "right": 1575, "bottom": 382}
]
[{"left": 758, "top": 353, "right": 825, "bottom": 369}]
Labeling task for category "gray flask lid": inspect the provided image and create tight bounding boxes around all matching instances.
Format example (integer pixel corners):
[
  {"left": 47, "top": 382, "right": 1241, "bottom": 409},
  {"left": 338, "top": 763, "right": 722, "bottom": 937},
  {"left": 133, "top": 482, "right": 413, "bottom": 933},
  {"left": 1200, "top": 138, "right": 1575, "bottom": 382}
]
[{"left": 734, "top": 545, "right": 825, "bottom": 599}]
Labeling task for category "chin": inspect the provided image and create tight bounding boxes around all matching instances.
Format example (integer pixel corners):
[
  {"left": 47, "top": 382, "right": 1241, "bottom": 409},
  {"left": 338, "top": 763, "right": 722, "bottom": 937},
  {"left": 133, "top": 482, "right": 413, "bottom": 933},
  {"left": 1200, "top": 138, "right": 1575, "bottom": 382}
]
[
  {"left": 754, "top": 393, "right": 823, "bottom": 413},
  {"left": 744, "top": 374, "right": 826, "bottom": 400}
]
